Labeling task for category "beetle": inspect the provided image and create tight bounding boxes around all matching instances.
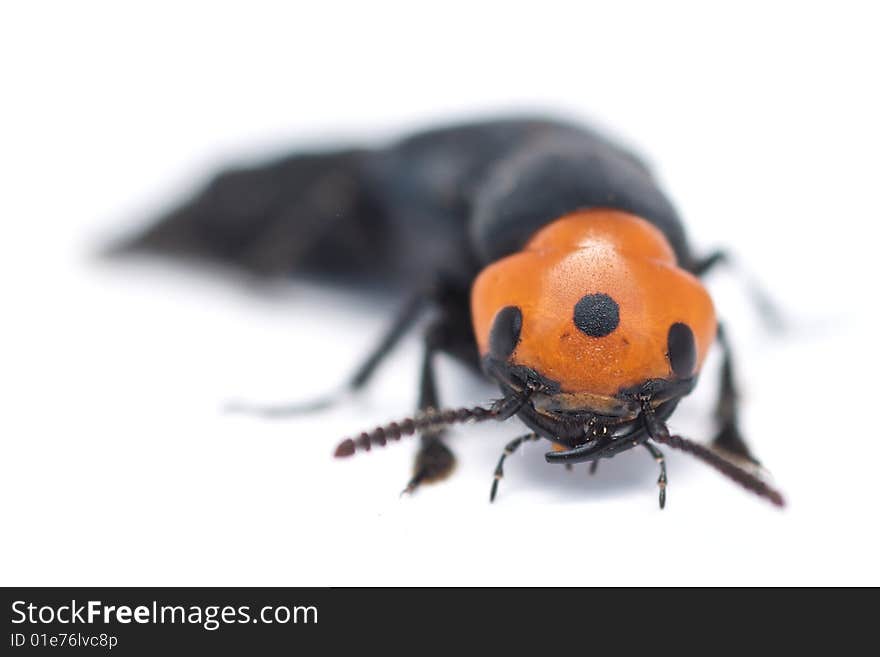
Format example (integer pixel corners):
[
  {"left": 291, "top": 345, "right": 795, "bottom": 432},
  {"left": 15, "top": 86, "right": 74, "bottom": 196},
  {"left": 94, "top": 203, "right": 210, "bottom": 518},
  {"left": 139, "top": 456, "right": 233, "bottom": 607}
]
[{"left": 116, "top": 117, "right": 784, "bottom": 508}]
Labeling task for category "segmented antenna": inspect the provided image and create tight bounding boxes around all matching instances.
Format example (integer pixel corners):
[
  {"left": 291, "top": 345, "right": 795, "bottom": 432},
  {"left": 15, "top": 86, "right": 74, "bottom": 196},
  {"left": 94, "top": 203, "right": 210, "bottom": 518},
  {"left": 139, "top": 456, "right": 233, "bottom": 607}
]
[
  {"left": 334, "top": 394, "right": 527, "bottom": 458},
  {"left": 639, "top": 399, "right": 784, "bottom": 507},
  {"left": 651, "top": 432, "right": 785, "bottom": 507}
]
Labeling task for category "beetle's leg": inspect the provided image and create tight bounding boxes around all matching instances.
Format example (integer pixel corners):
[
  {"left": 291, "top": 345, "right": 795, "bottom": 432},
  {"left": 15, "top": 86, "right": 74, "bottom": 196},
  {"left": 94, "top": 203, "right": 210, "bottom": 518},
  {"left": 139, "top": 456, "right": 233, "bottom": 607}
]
[
  {"left": 490, "top": 433, "right": 539, "bottom": 502},
  {"left": 692, "top": 250, "right": 783, "bottom": 331},
  {"left": 711, "top": 324, "right": 760, "bottom": 465},
  {"left": 589, "top": 460, "right": 599, "bottom": 475},
  {"left": 402, "top": 343, "right": 452, "bottom": 494},
  {"left": 228, "top": 285, "right": 433, "bottom": 417},
  {"left": 401, "top": 314, "right": 475, "bottom": 495},
  {"left": 643, "top": 442, "right": 668, "bottom": 509}
]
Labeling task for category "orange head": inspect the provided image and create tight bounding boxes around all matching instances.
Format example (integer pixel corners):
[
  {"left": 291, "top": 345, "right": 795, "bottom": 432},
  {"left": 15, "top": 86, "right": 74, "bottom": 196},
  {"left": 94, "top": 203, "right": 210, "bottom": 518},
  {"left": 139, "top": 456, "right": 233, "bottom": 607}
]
[{"left": 471, "top": 208, "right": 716, "bottom": 447}]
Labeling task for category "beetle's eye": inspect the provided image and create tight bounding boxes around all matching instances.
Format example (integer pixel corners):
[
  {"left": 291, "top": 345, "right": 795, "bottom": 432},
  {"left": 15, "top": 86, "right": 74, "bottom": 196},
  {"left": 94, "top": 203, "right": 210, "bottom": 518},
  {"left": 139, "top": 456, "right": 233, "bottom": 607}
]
[
  {"left": 667, "top": 322, "right": 696, "bottom": 377},
  {"left": 489, "top": 306, "right": 523, "bottom": 359},
  {"left": 573, "top": 293, "right": 619, "bottom": 337}
]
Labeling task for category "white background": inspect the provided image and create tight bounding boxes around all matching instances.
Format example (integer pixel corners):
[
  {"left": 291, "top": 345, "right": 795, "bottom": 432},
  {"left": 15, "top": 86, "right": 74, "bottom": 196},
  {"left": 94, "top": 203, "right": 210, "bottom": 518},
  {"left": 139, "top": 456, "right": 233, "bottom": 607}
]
[{"left": 2, "top": 1, "right": 878, "bottom": 586}]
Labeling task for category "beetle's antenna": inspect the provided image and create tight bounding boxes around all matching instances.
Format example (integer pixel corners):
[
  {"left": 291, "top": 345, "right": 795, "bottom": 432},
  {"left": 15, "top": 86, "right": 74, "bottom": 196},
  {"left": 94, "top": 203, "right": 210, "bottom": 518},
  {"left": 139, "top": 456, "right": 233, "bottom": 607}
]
[
  {"left": 651, "top": 432, "right": 785, "bottom": 507},
  {"left": 334, "top": 393, "right": 529, "bottom": 458},
  {"left": 639, "top": 400, "right": 784, "bottom": 507}
]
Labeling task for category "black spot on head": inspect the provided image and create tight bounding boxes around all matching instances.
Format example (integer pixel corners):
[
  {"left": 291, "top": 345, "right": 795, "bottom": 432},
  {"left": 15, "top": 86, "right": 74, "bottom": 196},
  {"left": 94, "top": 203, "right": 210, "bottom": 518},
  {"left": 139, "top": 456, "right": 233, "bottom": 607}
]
[
  {"left": 489, "top": 306, "right": 522, "bottom": 360},
  {"left": 667, "top": 322, "right": 697, "bottom": 378},
  {"left": 573, "top": 293, "right": 620, "bottom": 337}
]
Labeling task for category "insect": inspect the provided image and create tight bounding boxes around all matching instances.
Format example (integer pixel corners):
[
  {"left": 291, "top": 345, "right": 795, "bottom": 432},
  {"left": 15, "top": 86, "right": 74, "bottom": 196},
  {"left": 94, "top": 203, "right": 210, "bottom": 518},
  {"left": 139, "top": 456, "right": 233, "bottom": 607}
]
[{"left": 116, "top": 117, "right": 784, "bottom": 508}]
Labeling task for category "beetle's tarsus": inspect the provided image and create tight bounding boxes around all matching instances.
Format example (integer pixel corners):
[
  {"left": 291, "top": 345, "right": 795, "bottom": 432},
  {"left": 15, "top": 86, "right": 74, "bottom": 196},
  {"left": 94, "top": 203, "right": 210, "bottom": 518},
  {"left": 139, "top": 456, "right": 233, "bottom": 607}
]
[
  {"left": 489, "top": 433, "right": 537, "bottom": 503},
  {"left": 644, "top": 442, "right": 668, "bottom": 510}
]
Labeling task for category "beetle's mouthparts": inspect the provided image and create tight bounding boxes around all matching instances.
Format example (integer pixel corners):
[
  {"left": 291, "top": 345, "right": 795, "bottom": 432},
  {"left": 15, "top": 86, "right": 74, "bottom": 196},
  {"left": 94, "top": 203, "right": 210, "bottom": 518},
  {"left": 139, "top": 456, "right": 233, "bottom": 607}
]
[{"left": 531, "top": 391, "right": 641, "bottom": 419}]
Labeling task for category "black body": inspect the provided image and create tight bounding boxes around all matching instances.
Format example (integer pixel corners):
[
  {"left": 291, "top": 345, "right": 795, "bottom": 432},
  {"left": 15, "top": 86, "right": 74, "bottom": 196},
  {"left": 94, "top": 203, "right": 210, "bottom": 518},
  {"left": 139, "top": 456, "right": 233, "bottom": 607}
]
[
  {"left": 120, "top": 116, "right": 779, "bottom": 507},
  {"left": 122, "top": 118, "right": 694, "bottom": 288}
]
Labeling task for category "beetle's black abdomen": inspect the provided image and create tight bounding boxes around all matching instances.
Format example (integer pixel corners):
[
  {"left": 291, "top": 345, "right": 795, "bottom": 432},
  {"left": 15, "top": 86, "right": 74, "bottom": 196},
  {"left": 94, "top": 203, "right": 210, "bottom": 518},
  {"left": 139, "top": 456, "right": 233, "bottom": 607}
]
[{"left": 112, "top": 148, "right": 397, "bottom": 279}]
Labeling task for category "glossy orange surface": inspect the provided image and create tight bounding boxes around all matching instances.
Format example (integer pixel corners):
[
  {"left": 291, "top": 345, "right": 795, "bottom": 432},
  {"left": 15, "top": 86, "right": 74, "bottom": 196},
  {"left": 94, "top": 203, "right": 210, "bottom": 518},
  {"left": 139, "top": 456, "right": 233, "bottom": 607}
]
[{"left": 471, "top": 209, "right": 716, "bottom": 396}]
